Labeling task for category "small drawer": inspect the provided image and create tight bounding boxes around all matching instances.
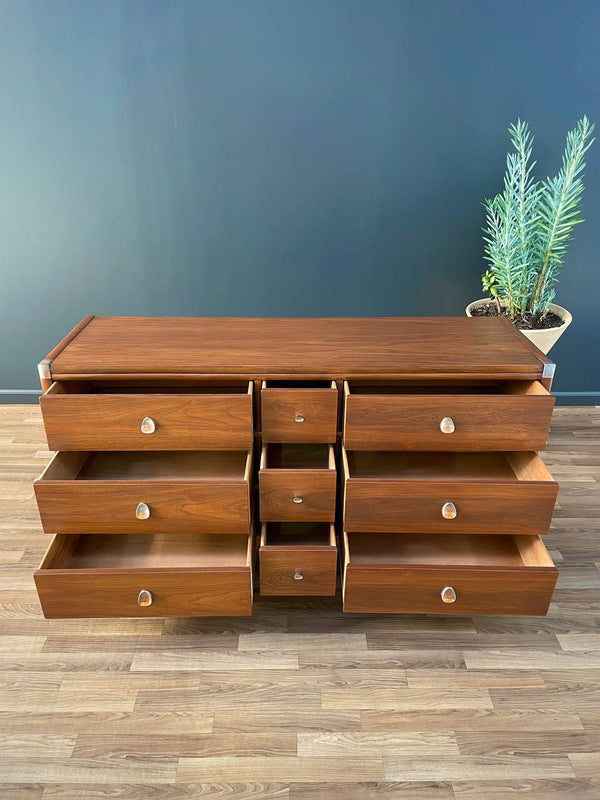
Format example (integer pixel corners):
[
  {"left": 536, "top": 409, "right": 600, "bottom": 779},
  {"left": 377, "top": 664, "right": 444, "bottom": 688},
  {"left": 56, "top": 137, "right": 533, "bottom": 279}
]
[
  {"left": 342, "top": 531, "right": 557, "bottom": 615},
  {"left": 342, "top": 449, "right": 557, "bottom": 536},
  {"left": 259, "top": 443, "right": 336, "bottom": 522},
  {"left": 343, "top": 380, "right": 554, "bottom": 451},
  {"left": 40, "top": 381, "right": 253, "bottom": 451},
  {"left": 34, "top": 532, "right": 254, "bottom": 618},
  {"left": 261, "top": 381, "right": 338, "bottom": 443},
  {"left": 34, "top": 450, "right": 252, "bottom": 534},
  {"left": 259, "top": 522, "right": 337, "bottom": 596}
]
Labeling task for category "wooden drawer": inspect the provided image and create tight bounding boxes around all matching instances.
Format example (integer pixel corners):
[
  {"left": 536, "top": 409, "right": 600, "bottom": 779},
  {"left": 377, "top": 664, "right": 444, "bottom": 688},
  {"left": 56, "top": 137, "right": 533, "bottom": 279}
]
[
  {"left": 261, "top": 381, "right": 338, "bottom": 443},
  {"left": 34, "top": 532, "right": 253, "bottom": 618},
  {"left": 259, "top": 443, "right": 336, "bottom": 522},
  {"left": 259, "top": 522, "right": 337, "bottom": 596},
  {"left": 342, "top": 531, "right": 557, "bottom": 615},
  {"left": 343, "top": 380, "right": 554, "bottom": 451},
  {"left": 342, "top": 449, "right": 557, "bottom": 535},
  {"left": 40, "top": 381, "right": 253, "bottom": 451},
  {"left": 34, "top": 450, "right": 252, "bottom": 534}
]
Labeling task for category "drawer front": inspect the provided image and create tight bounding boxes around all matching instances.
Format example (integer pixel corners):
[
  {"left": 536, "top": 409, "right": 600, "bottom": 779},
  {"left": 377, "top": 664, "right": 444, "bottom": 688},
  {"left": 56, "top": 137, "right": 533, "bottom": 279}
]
[
  {"left": 35, "top": 482, "right": 251, "bottom": 534},
  {"left": 344, "top": 389, "right": 554, "bottom": 451},
  {"left": 260, "top": 470, "right": 336, "bottom": 522},
  {"left": 344, "top": 480, "right": 557, "bottom": 535},
  {"left": 35, "top": 568, "right": 252, "bottom": 618},
  {"left": 262, "top": 386, "right": 338, "bottom": 443},
  {"left": 343, "top": 565, "right": 557, "bottom": 615},
  {"left": 40, "top": 386, "right": 253, "bottom": 451},
  {"left": 260, "top": 546, "right": 337, "bottom": 595}
]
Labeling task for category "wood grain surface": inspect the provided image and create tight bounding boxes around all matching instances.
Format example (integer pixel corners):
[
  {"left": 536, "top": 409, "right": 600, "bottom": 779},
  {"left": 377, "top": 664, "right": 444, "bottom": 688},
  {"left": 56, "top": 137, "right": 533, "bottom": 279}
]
[
  {"left": 35, "top": 451, "right": 252, "bottom": 534},
  {"left": 342, "top": 450, "right": 558, "bottom": 536},
  {"left": 47, "top": 316, "right": 548, "bottom": 377},
  {"left": 260, "top": 523, "right": 338, "bottom": 596},
  {"left": 40, "top": 380, "right": 253, "bottom": 451},
  {"left": 343, "top": 380, "right": 555, "bottom": 451},
  {"left": 0, "top": 404, "right": 598, "bottom": 797},
  {"left": 261, "top": 383, "right": 338, "bottom": 443},
  {"left": 259, "top": 444, "right": 337, "bottom": 522}
]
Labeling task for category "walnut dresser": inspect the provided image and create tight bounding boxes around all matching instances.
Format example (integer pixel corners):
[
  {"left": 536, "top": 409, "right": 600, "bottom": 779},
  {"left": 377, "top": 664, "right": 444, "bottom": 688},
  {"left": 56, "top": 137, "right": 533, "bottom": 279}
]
[{"left": 33, "top": 316, "right": 559, "bottom": 619}]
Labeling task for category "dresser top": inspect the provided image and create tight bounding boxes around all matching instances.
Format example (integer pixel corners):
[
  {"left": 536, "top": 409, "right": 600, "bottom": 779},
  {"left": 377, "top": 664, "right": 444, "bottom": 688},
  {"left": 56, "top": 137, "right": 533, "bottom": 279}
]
[{"left": 46, "top": 316, "right": 550, "bottom": 379}]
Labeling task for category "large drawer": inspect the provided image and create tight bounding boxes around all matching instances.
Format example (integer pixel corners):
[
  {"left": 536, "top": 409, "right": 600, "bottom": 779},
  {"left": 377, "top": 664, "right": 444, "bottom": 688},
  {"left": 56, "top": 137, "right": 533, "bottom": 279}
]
[
  {"left": 34, "top": 450, "right": 252, "bottom": 534},
  {"left": 342, "top": 532, "right": 557, "bottom": 615},
  {"left": 40, "top": 381, "right": 253, "bottom": 451},
  {"left": 34, "top": 532, "right": 253, "bottom": 618},
  {"left": 342, "top": 450, "right": 557, "bottom": 535},
  {"left": 261, "top": 381, "right": 338, "bottom": 443},
  {"left": 259, "top": 443, "right": 336, "bottom": 522},
  {"left": 259, "top": 522, "right": 337, "bottom": 596},
  {"left": 343, "top": 380, "right": 554, "bottom": 451}
]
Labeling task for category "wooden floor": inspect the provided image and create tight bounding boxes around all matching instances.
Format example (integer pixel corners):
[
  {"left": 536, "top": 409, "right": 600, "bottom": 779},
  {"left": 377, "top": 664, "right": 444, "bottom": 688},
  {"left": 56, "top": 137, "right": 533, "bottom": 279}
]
[{"left": 1, "top": 405, "right": 599, "bottom": 799}]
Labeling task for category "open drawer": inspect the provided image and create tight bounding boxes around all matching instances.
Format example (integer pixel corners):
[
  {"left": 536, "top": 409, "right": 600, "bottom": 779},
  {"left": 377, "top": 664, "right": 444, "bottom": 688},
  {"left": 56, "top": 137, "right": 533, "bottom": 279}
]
[
  {"left": 40, "top": 381, "right": 253, "bottom": 450},
  {"left": 34, "top": 532, "right": 254, "bottom": 618},
  {"left": 343, "top": 380, "right": 554, "bottom": 451},
  {"left": 261, "top": 381, "right": 338, "bottom": 443},
  {"left": 342, "top": 449, "right": 557, "bottom": 536},
  {"left": 34, "top": 450, "right": 252, "bottom": 534},
  {"left": 259, "top": 522, "right": 337, "bottom": 596},
  {"left": 342, "top": 532, "right": 557, "bottom": 615},
  {"left": 259, "top": 444, "right": 336, "bottom": 522}
]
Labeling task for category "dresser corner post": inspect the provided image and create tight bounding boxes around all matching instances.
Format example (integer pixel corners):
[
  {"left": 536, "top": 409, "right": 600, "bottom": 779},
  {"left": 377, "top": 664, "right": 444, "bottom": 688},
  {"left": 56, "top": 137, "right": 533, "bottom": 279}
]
[
  {"left": 541, "top": 361, "right": 556, "bottom": 392},
  {"left": 37, "top": 359, "right": 52, "bottom": 393}
]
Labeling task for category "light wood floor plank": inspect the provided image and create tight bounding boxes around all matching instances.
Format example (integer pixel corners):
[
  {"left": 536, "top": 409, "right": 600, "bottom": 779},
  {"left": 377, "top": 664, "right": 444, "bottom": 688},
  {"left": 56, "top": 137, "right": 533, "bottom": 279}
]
[
  {"left": 360, "top": 709, "right": 585, "bottom": 732},
  {"left": 297, "top": 731, "right": 458, "bottom": 757},
  {"left": 176, "top": 757, "right": 385, "bottom": 782},
  {"left": 289, "top": 783, "right": 453, "bottom": 799},
  {"left": 130, "top": 650, "right": 299, "bottom": 672},
  {"left": 451, "top": 779, "right": 600, "bottom": 799},
  {"left": 322, "top": 688, "right": 493, "bottom": 711},
  {"left": 40, "top": 785, "right": 288, "bottom": 799},
  {"left": 383, "top": 754, "right": 575, "bottom": 780}
]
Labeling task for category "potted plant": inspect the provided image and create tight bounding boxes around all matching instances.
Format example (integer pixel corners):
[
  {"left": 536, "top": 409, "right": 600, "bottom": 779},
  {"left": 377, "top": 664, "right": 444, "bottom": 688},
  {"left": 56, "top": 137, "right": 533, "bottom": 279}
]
[{"left": 467, "top": 116, "right": 595, "bottom": 353}]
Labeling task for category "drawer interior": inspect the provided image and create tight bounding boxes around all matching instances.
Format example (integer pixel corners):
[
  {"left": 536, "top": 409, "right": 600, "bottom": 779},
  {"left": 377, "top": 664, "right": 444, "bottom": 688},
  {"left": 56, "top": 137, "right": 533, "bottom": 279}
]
[
  {"left": 45, "top": 381, "right": 252, "bottom": 396},
  {"left": 262, "top": 380, "right": 336, "bottom": 389},
  {"left": 38, "top": 450, "right": 251, "bottom": 483},
  {"left": 41, "top": 533, "right": 251, "bottom": 571},
  {"left": 345, "top": 532, "right": 554, "bottom": 569},
  {"left": 260, "top": 443, "right": 335, "bottom": 471},
  {"left": 262, "top": 522, "right": 336, "bottom": 548},
  {"left": 344, "top": 450, "right": 554, "bottom": 484},
  {"left": 345, "top": 380, "right": 549, "bottom": 397}
]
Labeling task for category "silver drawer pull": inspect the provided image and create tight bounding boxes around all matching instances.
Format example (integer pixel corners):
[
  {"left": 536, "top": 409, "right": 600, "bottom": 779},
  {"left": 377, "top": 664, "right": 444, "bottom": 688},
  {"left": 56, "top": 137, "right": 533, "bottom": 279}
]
[
  {"left": 293, "top": 496, "right": 303, "bottom": 504},
  {"left": 295, "top": 414, "right": 305, "bottom": 423},
  {"left": 141, "top": 417, "right": 156, "bottom": 434},
  {"left": 441, "top": 502, "right": 457, "bottom": 520},
  {"left": 441, "top": 586, "right": 456, "bottom": 604},
  {"left": 137, "top": 589, "right": 153, "bottom": 607},
  {"left": 440, "top": 416, "right": 455, "bottom": 434},
  {"left": 136, "top": 502, "right": 151, "bottom": 520},
  {"left": 293, "top": 570, "right": 304, "bottom": 581}
]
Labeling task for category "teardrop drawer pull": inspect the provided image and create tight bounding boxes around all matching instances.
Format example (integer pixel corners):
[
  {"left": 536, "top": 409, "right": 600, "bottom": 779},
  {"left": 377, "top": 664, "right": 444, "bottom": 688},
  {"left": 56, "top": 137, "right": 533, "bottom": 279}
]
[
  {"left": 135, "top": 502, "right": 151, "bottom": 520},
  {"left": 141, "top": 417, "right": 156, "bottom": 434},
  {"left": 441, "top": 586, "right": 456, "bottom": 604},
  {"left": 441, "top": 502, "right": 457, "bottom": 520},
  {"left": 295, "top": 414, "right": 305, "bottom": 423},
  {"left": 137, "top": 589, "right": 153, "bottom": 607},
  {"left": 440, "top": 416, "right": 455, "bottom": 434},
  {"left": 293, "top": 496, "right": 304, "bottom": 504},
  {"left": 293, "top": 570, "right": 304, "bottom": 581}
]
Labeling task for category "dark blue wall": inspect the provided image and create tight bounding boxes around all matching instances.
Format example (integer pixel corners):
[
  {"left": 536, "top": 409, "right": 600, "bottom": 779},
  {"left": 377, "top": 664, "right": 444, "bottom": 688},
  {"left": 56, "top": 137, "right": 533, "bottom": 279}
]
[{"left": 1, "top": 0, "right": 598, "bottom": 400}]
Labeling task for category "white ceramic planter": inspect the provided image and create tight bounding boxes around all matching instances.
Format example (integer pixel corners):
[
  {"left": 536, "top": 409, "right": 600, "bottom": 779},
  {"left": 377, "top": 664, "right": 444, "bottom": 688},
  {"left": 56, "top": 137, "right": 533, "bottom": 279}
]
[{"left": 466, "top": 299, "right": 572, "bottom": 355}]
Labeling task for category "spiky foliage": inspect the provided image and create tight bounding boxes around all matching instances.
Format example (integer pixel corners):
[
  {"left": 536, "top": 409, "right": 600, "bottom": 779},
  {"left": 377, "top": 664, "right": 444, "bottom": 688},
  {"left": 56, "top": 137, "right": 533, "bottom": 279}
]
[{"left": 482, "top": 117, "right": 594, "bottom": 320}]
